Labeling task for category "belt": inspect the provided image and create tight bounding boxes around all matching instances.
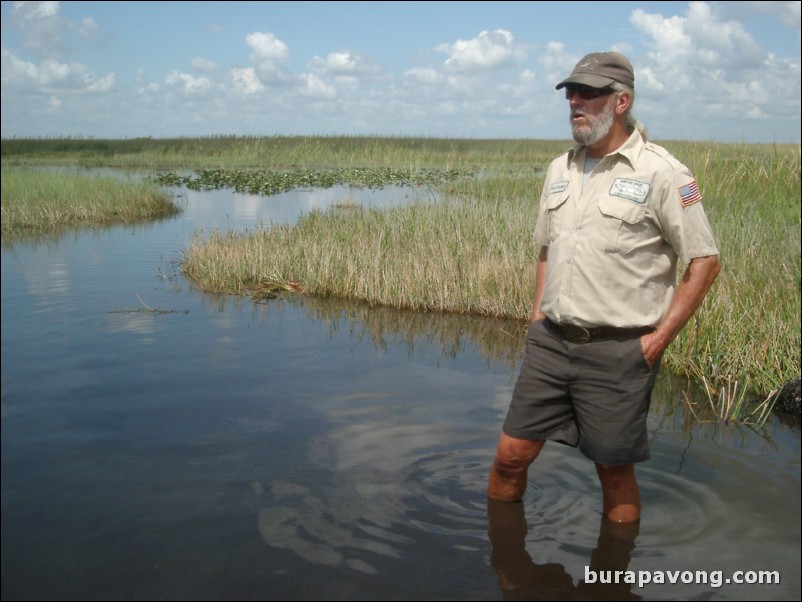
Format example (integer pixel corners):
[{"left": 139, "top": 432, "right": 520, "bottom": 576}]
[{"left": 545, "top": 318, "right": 654, "bottom": 344}]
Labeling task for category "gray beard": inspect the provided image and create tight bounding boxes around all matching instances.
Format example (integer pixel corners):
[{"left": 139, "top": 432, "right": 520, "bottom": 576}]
[{"left": 571, "top": 99, "right": 615, "bottom": 146}]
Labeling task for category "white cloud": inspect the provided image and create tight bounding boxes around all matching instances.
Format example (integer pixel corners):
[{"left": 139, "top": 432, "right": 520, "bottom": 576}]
[
  {"left": 630, "top": 9, "right": 694, "bottom": 65},
  {"left": 164, "top": 70, "right": 213, "bottom": 95},
  {"left": 628, "top": 1, "right": 800, "bottom": 138},
  {"left": 85, "top": 73, "right": 115, "bottom": 93},
  {"left": 12, "top": 0, "right": 63, "bottom": 57},
  {"left": 403, "top": 67, "right": 443, "bottom": 85},
  {"left": 1, "top": 49, "right": 115, "bottom": 93},
  {"left": 231, "top": 67, "right": 265, "bottom": 95},
  {"left": 308, "top": 50, "right": 381, "bottom": 76},
  {"left": 1, "top": 49, "right": 40, "bottom": 91},
  {"left": 299, "top": 73, "right": 336, "bottom": 98},
  {"left": 436, "top": 29, "right": 525, "bottom": 72},
  {"left": 191, "top": 56, "right": 218, "bottom": 72},
  {"left": 685, "top": 2, "right": 763, "bottom": 68},
  {"left": 246, "top": 31, "right": 289, "bottom": 61},
  {"left": 76, "top": 16, "right": 98, "bottom": 40},
  {"left": 246, "top": 31, "right": 292, "bottom": 84},
  {"left": 538, "top": 41, "right": 576, "bottom": 86}
]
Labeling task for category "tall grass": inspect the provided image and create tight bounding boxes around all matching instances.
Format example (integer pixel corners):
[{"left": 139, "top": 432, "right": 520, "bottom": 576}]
[
  {"left": 1, "top": 168, "right": 180, "bottom": 236},
  {"left": 665, "top": 144, "right": 801, "bottom": 412},
  {"left": 1, "top": 135, "right": 567, "bottom": 172}
]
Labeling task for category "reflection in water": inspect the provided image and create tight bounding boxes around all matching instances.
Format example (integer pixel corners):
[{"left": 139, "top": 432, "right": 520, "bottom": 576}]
[
  {"left": 263, "top": 292, "right": 527, "bottom": 369},
  {"left": 257, "top": 480, "right": 402, "bottom": 574},
  {"left": 488, "top": 499, "right": 640, "bottom": 601}
]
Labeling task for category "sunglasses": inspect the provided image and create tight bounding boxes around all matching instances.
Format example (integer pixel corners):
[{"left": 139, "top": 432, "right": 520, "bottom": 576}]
[{"left": 564, "top": 85, "right": 614, "bottom": 100}]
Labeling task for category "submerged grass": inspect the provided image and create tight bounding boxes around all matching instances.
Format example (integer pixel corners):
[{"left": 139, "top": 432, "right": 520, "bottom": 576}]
[{"left": 1, "top": 167, "right": 180, "bottom": 237}]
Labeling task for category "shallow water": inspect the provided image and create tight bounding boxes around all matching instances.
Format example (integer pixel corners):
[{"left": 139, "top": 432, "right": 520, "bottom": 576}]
[{"left": 1, "top": 182, "right": 800, "bottom": 601}]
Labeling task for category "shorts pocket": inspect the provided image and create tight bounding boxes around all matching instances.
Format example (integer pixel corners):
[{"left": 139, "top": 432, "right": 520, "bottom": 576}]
[{"left": 627, "top": 335, "right": 651, "bottom": 372}]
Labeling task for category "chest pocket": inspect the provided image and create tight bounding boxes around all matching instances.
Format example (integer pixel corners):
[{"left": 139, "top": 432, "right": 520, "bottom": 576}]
[
  {"left": 544, "top": 192, "right": 570, "bottom": 243},
  {"left": 598, "top": 196, "right": 648, "bottom": 254}
]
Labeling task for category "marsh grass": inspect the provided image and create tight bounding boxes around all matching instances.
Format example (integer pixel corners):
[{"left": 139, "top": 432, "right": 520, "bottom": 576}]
[
  {"left": 1, "top": 135, "right": 567, "bottom": 172},
  {"left": 1, "top": 167, "right": 180, "bottom": 237}
]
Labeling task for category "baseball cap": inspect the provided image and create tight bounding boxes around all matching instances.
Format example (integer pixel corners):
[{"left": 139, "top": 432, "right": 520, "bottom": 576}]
[{"left": 555, "top": 52, "right": 635, "bottom": 90}]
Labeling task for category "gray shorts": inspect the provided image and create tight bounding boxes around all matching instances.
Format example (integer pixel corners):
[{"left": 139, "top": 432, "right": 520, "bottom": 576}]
[{"left": 502, "top": 319, "right": 660, "bottom": 465}]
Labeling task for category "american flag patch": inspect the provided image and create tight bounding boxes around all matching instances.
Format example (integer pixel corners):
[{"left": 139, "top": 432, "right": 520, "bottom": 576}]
[{"left": 678, "top": 180, "right": 702, "bottom": 207}]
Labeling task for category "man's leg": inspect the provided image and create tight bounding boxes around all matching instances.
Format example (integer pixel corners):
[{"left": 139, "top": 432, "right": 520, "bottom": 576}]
[
  {"left": 488, "top": 433, "right": 545, "bottom": 501},
  {"left": 595, "top": 462, "right": 640, "bottom": 522}
]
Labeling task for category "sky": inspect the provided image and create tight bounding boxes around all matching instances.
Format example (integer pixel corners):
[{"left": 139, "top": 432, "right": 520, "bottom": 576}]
[{"left": 1, "top": 1, "right": 800, "bottom": 143}]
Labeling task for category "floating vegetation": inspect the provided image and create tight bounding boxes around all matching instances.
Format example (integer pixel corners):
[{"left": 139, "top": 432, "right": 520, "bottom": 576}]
[
  {"left": 151, "top": 167, "right": 473, "bottom": 196},
  {"left": 108, "top": 294, "right": 190, "bottom": 315}
]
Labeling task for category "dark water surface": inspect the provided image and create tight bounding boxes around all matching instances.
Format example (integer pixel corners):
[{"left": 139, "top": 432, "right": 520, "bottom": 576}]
[{"left": 2, "top": 182, "right": 800, "bottom": 601}]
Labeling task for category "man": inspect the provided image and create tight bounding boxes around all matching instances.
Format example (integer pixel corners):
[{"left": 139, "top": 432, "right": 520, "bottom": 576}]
[{"left": 487, "top": 52, "right": 720, "bottom": 523}]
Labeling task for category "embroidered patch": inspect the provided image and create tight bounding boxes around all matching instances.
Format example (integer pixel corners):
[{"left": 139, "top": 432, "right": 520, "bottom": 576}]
[
  {"left": 548, "top": 181, "right": 569, "bottom": 194},
  {"left": 678, "top": 180, "right": 702, "bottom": 207},
  {"left": 609, "top": 178, "right": 650, "bottom": 204}
]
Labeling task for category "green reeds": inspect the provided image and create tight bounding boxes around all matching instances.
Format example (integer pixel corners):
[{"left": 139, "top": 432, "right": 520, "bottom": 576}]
[{"left": 1, "top": 167, "right": 180, "bottom": 237}]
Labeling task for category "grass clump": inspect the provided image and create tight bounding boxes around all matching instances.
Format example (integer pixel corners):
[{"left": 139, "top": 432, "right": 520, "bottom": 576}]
[
  {"left": 1, "top": 168, "right": 181, "bottom": 237},
  {"left": 184, "top": 174, "right": 539, "bottom": 319}
]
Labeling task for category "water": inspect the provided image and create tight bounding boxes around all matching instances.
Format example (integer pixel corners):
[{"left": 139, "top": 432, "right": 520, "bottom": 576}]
[{"left": 2, "top": 182, "right": 800, "bottom": 601}]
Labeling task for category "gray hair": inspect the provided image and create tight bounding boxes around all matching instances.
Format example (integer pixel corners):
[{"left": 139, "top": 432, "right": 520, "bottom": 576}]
[{"left": 611, "top": 82, "right": 648, "bottom": 141}]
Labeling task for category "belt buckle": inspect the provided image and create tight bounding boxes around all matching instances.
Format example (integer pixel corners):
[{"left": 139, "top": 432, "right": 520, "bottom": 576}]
[{"left": 561, "top": 324, "right": 591, "bottom": 344}]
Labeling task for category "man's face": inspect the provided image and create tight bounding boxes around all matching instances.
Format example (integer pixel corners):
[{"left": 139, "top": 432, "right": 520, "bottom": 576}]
[{"left": 565, "top": 85, "right": 617, "bottom": 146}]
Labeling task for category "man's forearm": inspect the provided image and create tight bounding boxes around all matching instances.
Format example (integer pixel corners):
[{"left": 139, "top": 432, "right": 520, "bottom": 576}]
[{"left": 642, "top": 254, "right": 721, "bottom": 364}]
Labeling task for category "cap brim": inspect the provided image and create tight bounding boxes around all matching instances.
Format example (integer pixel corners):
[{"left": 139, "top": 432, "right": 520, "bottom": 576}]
[{"left": 555, "top": 73, "right": 616, "bottom": 90}]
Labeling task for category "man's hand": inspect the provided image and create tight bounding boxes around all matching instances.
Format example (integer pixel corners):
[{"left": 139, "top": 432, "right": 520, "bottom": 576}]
[{"left": 639, "top": 330, "right": 669, "bottom": 369}]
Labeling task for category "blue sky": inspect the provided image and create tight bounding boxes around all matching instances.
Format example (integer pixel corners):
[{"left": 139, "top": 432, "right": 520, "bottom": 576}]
[{"left": 2, "top": 1, "right": 800, "bottom": 142}]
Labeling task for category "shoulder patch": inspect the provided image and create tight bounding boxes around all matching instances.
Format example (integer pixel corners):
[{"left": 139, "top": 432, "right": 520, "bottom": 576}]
[{"left": 677, "top": 180, "right": 702, "bottom": 207}]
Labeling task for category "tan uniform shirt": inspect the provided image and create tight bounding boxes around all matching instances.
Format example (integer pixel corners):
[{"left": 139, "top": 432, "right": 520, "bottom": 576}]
[{"left": 534, "top": 130, "right": 719, "bottom": 328}]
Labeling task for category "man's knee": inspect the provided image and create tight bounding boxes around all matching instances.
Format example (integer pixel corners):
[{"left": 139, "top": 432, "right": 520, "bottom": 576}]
[{"left": 493, "top": 434, "right": 544, "bottom": 474}]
